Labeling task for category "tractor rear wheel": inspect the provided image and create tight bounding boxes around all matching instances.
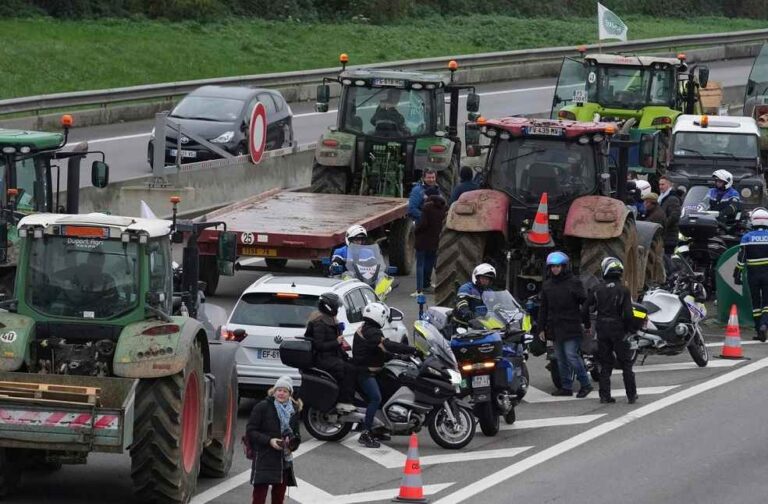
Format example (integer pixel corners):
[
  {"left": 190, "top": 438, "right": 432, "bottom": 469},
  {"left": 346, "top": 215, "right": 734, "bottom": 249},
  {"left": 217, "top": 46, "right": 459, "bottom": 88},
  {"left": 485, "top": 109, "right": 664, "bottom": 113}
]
[
  {"left": 644, "top": 230, "right": 666, "bottom": 287},
  {"left": 131, "top": 341, "right": 206, "bottom": 504},
  {"left": 435, "top": 231, "right": 487, "bottom": 307},
  {"left": 200, "top": 363, "right": 238, "bottom": 478},
  {"left": 388, "top": 218, "right": 415, "bottom": 276},
  {"left": 311, "top": 161, "right": 348, "bottom": 194},
  {"left": 580, "top": 218, "right": 641, "bottom": 297}
]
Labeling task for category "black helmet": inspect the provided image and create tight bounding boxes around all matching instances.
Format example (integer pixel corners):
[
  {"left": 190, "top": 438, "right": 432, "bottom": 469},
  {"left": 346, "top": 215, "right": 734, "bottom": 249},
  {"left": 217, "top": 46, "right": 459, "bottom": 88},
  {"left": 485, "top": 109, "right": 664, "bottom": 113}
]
[{"left": 318, "top": 292, "right": 340, "bottom": 317}]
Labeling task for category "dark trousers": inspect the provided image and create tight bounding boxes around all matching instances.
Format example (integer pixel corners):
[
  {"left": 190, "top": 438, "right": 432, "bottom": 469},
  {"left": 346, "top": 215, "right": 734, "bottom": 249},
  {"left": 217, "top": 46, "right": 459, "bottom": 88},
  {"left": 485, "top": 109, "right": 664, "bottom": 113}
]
[
  {"left": 416, "top": 249, "right": 437, "bottom": 290},
  {"left": 747, "top": 268, "right": 768, "bottom": 331},
  {"left": 252, "top": 483, "right": 287, "bottom": 504},
  {"left": 317, "top": 356, "right": 356, "bottom": 404},
  {"left": 597, "top": 335, "right": 637, "bottom": 400},
  {"left": 357, "top": 374, "right": 382, "bottom": 431}
]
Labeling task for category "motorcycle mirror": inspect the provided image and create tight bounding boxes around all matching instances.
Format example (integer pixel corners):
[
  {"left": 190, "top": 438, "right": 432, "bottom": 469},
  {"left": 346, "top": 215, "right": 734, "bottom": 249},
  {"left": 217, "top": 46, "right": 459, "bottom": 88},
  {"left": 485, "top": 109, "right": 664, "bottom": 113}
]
[{"left": 386, "top": 265, "right": 398, "bottom": 276}]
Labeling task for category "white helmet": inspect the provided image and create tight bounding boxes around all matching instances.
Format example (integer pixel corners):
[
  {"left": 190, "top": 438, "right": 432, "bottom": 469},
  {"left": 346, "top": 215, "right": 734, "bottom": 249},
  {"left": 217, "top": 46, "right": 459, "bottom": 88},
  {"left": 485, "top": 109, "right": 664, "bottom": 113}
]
[
  {"left": 362, "top": 302, "right": 389, "bottom": 328},
  {"left": 472, "top": 263, "right": 496, "bottom": 284},
  {"left": 345, "top": 224, "right": 367, "bottom": 246},
  {"left": 751, "top": 208, "right": 768, "bottom": 228},
  {"left": 635, "top": 179, "right": 652, "bottom": 198},
  {"left": 712, "top": 169, "right": 733, "bottom": 189}
]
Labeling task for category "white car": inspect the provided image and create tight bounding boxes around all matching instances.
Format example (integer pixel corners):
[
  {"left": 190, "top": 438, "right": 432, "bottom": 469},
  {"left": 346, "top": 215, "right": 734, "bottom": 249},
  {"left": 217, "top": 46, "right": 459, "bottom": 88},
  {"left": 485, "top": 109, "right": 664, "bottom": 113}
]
[{"left": 222, "top": 275, "right": 408, "bottom": 395}]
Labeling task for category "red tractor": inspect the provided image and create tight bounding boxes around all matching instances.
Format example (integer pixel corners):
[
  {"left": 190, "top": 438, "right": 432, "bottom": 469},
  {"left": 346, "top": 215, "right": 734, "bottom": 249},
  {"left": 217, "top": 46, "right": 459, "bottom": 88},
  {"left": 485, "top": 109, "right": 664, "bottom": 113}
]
[{"left": 435, "top": 117, "right": 666, "bottom": 306}]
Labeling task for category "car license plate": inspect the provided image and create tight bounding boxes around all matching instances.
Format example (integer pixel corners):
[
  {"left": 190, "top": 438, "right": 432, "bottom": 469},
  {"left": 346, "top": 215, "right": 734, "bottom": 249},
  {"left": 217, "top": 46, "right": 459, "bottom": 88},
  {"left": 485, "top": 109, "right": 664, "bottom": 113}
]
[
  {"left": 472, "top": 375, "right": 491, "bottom": 388},
  {"left": 169, "top": 149, "right": 197, "bottom": 159},
  {"left": 241, "top": 247, "right": 278, "bottom": 257},
  {"left": 258, "top": 349, "right": 280, "bottom": 360},
  {"left": 523, "top": 126, "right": 564, "bottom": 136}
]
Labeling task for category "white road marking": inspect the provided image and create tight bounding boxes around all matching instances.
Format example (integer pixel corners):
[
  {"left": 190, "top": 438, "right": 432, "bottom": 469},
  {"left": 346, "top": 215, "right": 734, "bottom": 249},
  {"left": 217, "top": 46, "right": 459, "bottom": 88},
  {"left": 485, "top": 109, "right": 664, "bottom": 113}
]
[
  {"left": 523, "top": 385, "right": 678, "bottom": 403},
  {"left": 341, "top": 435, "right": 405, "bottom": 468},
  {"left": 633, "top": 359, "right": 745, "bottom": 373},
  {"left": 189, "top": 438, "right": 324, "bottom": 504},
  {"left": 501, "top": 414, "right": 605, "bottom": 430},
  {"left": 291, "top": 480, "right": 454, "bottom": 504},
  {"left": 86, "top": 132, "right": 151, "bottom": 144},
  {"left": 705, "top": 340, "right": 762, "bottom": 348},
  {"left": 434, "top": 356, "right": 768, "bottom": 504}
]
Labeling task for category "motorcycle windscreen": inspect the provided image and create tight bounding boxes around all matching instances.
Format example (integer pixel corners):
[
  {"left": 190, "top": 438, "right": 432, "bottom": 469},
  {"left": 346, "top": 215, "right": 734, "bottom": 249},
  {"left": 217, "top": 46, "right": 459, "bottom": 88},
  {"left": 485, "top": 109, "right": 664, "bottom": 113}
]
[
  {"left": 744, "top": 42, "right": 768, "bottom": 119},
  {"left": 550, "top": 57, "right": 588, "bottom": 119},
  {"left": 346, "top": 243, "right": 386, "bottom": 284}
]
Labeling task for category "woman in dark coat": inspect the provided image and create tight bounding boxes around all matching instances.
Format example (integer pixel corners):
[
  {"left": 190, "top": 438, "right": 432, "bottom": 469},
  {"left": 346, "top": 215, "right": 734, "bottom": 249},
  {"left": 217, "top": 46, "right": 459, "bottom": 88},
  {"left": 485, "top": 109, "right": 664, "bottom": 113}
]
[{"left": 246, "top": 375, "right": 302, "bottom": 504}]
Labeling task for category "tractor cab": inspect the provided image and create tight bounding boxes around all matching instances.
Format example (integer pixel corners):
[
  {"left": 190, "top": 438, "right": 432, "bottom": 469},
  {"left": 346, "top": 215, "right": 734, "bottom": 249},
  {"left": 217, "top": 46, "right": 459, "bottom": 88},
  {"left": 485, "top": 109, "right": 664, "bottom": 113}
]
[{"left": 744, "top": 42, "right": 768, "bottom": 165}]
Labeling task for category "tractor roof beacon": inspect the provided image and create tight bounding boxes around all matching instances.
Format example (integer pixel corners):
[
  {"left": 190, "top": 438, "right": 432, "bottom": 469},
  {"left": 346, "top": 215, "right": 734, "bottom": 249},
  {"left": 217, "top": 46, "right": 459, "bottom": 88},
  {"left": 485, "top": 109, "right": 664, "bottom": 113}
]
[
  {"left": 0, "top": 198, "right": 241, "bottom": 501},
  {"left": 434, "top": 116, "right": 666, "bottom": 306}
]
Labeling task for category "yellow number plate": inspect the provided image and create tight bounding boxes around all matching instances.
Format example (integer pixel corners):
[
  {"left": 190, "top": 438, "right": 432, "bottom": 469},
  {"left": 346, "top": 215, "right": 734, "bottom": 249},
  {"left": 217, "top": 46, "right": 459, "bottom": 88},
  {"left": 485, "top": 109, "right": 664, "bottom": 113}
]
[{"left": 241, "top": 247, "right": 278, "bottom": 257}]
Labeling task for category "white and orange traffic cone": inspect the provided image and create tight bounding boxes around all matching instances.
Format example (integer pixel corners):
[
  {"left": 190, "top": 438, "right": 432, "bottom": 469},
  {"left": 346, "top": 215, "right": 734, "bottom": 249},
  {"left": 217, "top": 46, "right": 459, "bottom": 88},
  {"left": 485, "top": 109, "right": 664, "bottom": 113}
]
[
  {"left": 720, "top": 304, "right": 744, "bottom": 359},
  {"left": 392, "top": 433, "right": 428, "bottom": 503},
  {"left": 525, "top": 192, "right": 554, "bottom": 247}
]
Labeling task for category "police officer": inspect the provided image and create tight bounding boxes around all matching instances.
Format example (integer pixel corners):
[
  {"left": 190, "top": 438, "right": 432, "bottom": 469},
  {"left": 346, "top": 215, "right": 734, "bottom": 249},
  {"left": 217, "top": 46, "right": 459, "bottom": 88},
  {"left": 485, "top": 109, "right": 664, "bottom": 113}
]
[
  {"left": 453, "top": 263, "right": 496, "bottom": 327},
  {"left": 705, "top": 169, "right": 741, "bottom": 228},
  {"left": 735, "top": 208, "right": 768, "bottom": 341},
  {"left": 331, "top": 225, "right": 368, "bottom": 267},
  {"left": 583, "top": 257, "right": 638, "bottom": 404}
]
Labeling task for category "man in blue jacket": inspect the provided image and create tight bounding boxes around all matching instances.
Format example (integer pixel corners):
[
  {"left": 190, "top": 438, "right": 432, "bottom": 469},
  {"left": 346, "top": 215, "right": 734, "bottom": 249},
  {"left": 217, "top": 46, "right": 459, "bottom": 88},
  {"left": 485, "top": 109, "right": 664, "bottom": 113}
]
[
  {"left": 450, "top": 166, "right": 479, "bottom": 204},
  {"left": 408, "top": 169, "right": 439, "bottom": 223},
  {"left": 705, "top": 169, "right": 741, "bottom": 227}
]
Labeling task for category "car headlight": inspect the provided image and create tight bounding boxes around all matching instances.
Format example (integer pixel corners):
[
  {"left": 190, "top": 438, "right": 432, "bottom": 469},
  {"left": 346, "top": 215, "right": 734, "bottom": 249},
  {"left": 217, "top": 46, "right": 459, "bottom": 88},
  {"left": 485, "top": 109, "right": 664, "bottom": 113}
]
[
  {"left": 211, "top": 131, "right": 235, "bottom": 143},
  {"left": 741, "top": 187, "right": 753, "bottom": 199},
  {"left": 447, "top": 369, "right": 462, "bottom": 386}
]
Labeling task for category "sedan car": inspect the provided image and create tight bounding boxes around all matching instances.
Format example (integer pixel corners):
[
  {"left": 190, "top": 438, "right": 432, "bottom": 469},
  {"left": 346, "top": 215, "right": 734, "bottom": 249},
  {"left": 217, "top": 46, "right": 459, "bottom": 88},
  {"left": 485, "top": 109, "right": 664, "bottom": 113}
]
[
  {"left": 147, "top": 85, "right": 293, "bottom": 167},
  {"left": 220, "top": 275, "right": 408, "bottom": 396}
]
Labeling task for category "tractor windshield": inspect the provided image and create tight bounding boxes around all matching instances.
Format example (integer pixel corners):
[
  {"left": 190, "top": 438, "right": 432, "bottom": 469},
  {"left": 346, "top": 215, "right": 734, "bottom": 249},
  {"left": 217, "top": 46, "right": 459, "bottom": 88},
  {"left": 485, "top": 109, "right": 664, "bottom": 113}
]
[
  {"left": 0, "top": 155, "right": 52, "bottom": 212},
  {"left": 340, "top": 86, "right": 434, "bottom": 138},
  {"left": 490, "top": 138, "right": 596, "bottom": 205},
  {"left": 26, "top": 236, "right": 140, "bottom": 319},
  {"left": 588, "top": 65, "right": 675, "bottom": 109}
]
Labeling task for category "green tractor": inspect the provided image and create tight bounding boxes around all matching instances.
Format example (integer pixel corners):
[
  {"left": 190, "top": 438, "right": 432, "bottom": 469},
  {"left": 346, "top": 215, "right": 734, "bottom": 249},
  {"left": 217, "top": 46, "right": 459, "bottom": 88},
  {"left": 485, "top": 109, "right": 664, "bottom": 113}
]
[
  {"left": 0, "top": 201, "right": 240, "bottom": 502},
  {"left": 312, "top": 54, "right": 480, "bottom": 198},
  {"left": 0, "top": 116, "right": 109, "bottom": 294},
  {"left": 551, "top": 52, "right": 711, "bottom": 184}
]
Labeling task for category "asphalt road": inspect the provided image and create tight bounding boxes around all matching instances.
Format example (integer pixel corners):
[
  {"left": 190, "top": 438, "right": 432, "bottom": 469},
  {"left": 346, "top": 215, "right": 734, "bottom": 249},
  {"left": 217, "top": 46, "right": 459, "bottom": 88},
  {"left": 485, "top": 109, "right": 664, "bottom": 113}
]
[
  {"left": 8, "top": 258, "right": 768, "bottom": 504},
  {"left": 62, "top": 57, "right": 755, "bottom": 190}
]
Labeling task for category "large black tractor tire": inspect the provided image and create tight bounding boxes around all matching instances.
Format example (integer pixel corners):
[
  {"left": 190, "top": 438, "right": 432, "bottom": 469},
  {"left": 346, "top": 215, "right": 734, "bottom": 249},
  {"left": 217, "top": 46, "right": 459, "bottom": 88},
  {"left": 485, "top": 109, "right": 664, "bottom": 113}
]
[
  {"left": 131, "top": 341, "right": 206, "bottom": 504},
  {"left": 310, "top": 161, "right": 348, "bottom": 194},
  {"left": 0, "top": 448, "right": 21, "bottom": 499},
  {"left": 199, "top": 255, "right": 220, "bottom": 297},
  {"left": 435, "top": 231, "right": 487, "bottom": 307},
  {"left": 200, "top": 354, "right": 238, "bottom": 478},
  {"left": 388, "top": 218, "right": 415, "bottom": 276},
  {"left": 580, "top": 218, "right": 641, "bottom": 297},
  {"left": 436, "top": 154, "right": 459, "bottom": 200}
]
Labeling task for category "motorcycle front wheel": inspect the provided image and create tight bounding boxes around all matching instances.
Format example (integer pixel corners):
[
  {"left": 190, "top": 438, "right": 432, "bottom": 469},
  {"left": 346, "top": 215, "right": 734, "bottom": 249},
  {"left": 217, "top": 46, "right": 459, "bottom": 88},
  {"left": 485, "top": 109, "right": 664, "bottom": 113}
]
[
  {"left": 687, "top": 328, "right": 709, "bottom": 367},
  {"left": 303, "top": 407, "right": 353, "bottom": 441},
  {"left": 475, "top": 401, "right": 499, "bottom": 437},
  {"left": 428, "top": 402, "right": 476, "bottom": 449}
]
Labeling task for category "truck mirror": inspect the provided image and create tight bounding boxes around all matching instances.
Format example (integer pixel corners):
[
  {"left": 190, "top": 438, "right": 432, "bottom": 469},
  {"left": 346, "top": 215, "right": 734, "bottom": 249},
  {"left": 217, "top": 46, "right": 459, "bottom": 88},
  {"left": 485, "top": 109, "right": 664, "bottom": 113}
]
[
  {"left": 698, "top": 66, "right": 709, "bottom": 89},
  {"left": 91, "top": 161, "right": 109, "bottom": 188},
  {"left": 640, "top": 134, "right": 656, "bottom": 168},
  {"left": 464, "top": 123, "right": 481, "bottom": 157},
  {"left": 315, "top": 84, "right": 330, "bottom": 113},
  {"left": 217, "top": 231, "right": 237, "bottom": 276},
  {"left": 466, "top": 92, "right": 480, "bottom": 113}
]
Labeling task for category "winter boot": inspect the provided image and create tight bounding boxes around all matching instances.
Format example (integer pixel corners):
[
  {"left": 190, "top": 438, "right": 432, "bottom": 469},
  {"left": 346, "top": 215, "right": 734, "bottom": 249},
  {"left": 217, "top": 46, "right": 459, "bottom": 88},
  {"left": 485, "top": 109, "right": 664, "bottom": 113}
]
[{"left": 358, "top": 430, "right": 381, "bottom": 448}]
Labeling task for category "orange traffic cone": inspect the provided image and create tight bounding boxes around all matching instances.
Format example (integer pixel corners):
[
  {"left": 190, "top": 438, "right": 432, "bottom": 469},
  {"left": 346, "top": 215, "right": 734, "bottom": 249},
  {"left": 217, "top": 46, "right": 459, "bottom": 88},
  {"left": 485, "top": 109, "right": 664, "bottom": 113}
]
[
  {"left": 525, "top": 192, "right": 554, "bottom": 247},
  {"left": 720, "top": 304, "right": 744, "bottom": 359},
  {"left": 392, "top": 433, "right": 428, "bottom": 503}
]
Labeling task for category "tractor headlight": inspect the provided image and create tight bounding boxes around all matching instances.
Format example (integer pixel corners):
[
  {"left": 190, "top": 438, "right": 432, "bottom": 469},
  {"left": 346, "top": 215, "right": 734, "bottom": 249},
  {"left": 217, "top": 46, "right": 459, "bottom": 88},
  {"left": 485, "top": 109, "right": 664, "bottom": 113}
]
[{"left": 741, "top": 187, "right": 753, "bottom": 199}]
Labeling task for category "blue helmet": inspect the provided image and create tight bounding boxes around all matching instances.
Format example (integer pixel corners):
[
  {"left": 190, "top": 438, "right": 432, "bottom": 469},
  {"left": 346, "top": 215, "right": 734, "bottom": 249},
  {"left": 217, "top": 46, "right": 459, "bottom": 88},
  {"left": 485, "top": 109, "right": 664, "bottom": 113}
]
[{"left": 546, "top": 251, "right": 569, "bottom": 266}]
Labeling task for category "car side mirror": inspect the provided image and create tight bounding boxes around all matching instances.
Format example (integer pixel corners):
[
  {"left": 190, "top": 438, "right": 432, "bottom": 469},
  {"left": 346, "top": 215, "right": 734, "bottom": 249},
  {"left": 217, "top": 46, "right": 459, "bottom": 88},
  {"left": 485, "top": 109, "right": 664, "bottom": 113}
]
[
  {"left": 698, "top": 66, "right": 710, "bottom": 89},
  {"left": 466, "top": 92, "right": 480, "bottom": 113},
  {"left": 389, "top": 307, "right": 404, "bottom": 322},
  {"left": 217, "top": 231, "right": 237, "bottom": 277},
  {"left": 465, "top": 122, "right": 481, "bottom": 157},
  {"left": 91, "top": 161, "right": 109, "bottom": 188}
]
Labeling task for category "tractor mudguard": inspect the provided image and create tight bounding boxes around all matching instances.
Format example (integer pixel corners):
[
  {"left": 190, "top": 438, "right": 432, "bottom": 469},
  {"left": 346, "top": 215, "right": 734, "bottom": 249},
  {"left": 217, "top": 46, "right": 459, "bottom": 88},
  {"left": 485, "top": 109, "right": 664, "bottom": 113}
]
[
  {"left": 637, "top": 107, "right": 681, "bottom": 129},
  {"left": 313, "top": 130, "right": 355, "bottom": 167},
  {"left": 0, "top": 313, "right": 34, "bottom": 371},
  {"left": 413, "top": 136, "right": 456, "bottom": 172},
  {"left": 560, "top": 103, "right": 600, "bottom": 122},
  {"left": 112, "top": 317, "right": 206, "bottom": 379},
  {"left": 208, "top": 341, "right": 239, "bottom": 439},
  {"left": 564, "top": 196, "right": 630, "bottom": 239},
  {"left": 445, "top": 189, "right": 509, "bottom": 238}
]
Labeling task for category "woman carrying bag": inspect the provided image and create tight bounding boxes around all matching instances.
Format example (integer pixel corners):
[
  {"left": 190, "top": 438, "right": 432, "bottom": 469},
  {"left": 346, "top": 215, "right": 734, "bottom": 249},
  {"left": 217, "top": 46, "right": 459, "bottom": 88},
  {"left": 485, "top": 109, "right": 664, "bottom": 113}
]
[{"left": 246, "top": 376, "right": 302, "bottom": 504}]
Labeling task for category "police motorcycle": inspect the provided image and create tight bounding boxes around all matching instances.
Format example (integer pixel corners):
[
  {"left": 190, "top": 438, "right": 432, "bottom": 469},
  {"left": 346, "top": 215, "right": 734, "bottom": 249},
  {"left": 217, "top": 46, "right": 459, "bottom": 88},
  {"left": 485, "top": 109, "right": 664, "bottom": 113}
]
[
  {"left": 279, "top": 315, "right": 476, "bottom": 450},
  {"left": 630, "top": 255, "right": 709, "bottom": 367},
  {"left": 414, "top": 292, "right": 531, "bottom": 437},
  {"left": 326, "top": 243, "right": 397, "bottom": 301}
]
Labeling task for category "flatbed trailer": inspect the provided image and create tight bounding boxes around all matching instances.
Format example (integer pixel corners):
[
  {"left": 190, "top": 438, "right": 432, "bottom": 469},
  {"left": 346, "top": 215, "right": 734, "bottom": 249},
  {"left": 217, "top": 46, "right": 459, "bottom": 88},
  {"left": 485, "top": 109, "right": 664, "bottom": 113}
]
[{"left": 196, "top": 188, "right": 414, "bottom": 294}]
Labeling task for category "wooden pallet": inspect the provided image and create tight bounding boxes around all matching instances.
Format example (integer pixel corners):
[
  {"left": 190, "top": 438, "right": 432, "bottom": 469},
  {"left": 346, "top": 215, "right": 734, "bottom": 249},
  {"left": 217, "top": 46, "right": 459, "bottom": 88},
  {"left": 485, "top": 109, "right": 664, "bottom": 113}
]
[{"left": 0, "top": 381, "right": 101, "bottom": 406}]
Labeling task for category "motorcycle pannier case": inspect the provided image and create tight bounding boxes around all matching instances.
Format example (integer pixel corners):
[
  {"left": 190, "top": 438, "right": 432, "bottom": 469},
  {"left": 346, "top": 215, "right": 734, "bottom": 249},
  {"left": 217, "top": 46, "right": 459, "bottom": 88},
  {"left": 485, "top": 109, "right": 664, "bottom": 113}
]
[
  {"left": 280, "top": 339, "right": 314, "bottom": 369},
  {"left": 298, "top": 368, "right": 338, "bottom": 412}
]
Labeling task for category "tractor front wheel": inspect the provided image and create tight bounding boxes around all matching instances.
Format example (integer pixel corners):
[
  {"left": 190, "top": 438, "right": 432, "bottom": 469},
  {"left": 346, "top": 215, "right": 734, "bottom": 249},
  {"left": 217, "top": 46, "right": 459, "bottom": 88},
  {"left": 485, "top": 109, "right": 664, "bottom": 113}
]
[
  {"left": 580, "top": 218, "right": 641, "bottom": 297},
  {"left": 311, "top": 161, "right": 348, "bottom": 194}
]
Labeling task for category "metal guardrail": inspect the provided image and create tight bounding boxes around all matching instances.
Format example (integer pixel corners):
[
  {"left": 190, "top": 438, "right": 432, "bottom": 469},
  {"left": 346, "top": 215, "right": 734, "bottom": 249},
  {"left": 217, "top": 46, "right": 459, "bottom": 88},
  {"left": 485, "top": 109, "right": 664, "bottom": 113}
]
[{"left": 2, "top": 29, "right": 767, "bottom": 116}]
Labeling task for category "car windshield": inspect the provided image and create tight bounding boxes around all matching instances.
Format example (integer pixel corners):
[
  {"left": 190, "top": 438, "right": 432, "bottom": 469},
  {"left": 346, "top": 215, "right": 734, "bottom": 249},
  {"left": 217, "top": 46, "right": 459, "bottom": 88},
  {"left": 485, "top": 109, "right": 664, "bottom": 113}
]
[
  {"left": 171, "top": 96, "right": 245, "bottom": 122},
  {"left": 673, "top": 132, "right": 759, "bottom": 159},
  {"left": 490, "top": 138, "right": 596, "bottom": 205},
  {"left": 587, "top": 64, "right": 674, "bottom": 109},
  {"left": 26, "top": 236, "right": 139, "bottom": 319},
  {"left": 230, "top": 293, "right": 318, "bottom": 328},
  {"left": 340, "top": 86, "right": 434, "bottom": 138}
]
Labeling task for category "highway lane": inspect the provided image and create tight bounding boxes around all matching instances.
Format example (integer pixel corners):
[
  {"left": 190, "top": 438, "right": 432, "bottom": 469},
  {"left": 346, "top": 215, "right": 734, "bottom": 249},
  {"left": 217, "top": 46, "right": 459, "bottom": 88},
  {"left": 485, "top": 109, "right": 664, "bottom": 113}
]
[{"left": 62, "top": 58, "right": 754, "bottom": 190}]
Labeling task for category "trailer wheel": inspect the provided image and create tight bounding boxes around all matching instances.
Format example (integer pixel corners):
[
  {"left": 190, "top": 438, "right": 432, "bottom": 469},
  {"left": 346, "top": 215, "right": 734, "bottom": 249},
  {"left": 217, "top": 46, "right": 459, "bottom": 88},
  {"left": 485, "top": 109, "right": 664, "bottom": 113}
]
[
  {"left": 388, "top": 218, "right": 415, "bottom": 276},
  {"left": 199, "top": 255, "right": 220, "bottom": 296},
  {"left": 200, "top": 364, "right": 238, "bottom": 478},
  {"left": 0, "top": 448, "right": 21, "bottom": 499},
  {"left": 311, "top": 161, "right": 347, "bottom": 194},
  {"left": 131, "top": 341, "right": 205, "bottom": 504},
  {"left": 435, "top": 231, "right": 487, "bottom": 307},
  {"left": 580, "top": 218, "right": 641, "bottom": 297}
]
